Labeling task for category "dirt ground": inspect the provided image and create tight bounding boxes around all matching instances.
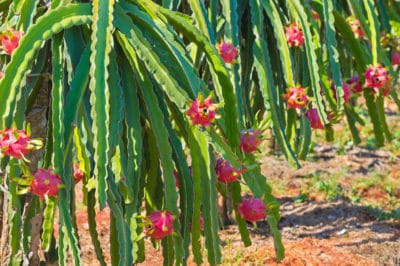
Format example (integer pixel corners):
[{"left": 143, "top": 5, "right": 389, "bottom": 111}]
[{"left": 72, "top": 142, "right": 400, "bottom": 265}]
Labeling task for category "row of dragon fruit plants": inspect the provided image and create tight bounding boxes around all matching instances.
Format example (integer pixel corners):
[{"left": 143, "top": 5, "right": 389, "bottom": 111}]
[{"left": 0, "top": 0, "right": 399, "bottom": 265}]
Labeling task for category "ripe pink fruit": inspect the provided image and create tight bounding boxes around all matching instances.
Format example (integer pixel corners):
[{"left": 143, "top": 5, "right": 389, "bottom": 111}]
[
  {"left": 305, "top": 108, "right": 324, "bottom": 129},
  {"left": 0, "top": 30, "right": 23, "bottom": 55},
  {"left": 73, "top": 163, "right": 84, "bottom": 184},
  {"left": 187, "top": 94, "right": 218, "bottom": 127},
  {"left": 240, "top": 129, "right": 262, "bottom": 153},
  {"left": 346, "top": 75, "right": 362, "bottom": 94},
  {"left": 285, "top": 23, "right": 304, "bottom": 47},
  {"left": 0, "top": 128, "right": 31, "bottom": 159},
  {"left": 392, "top": 51, "right": 400, "bottom": 66},
  {"left": 144, "top": 210, "right": 174, "bottom": 240},
  {"left": 215, "top": 158, "right": 243, "bottom": 183},
  {"left": 216, "top": 41, "right": 238, "bottom": 63},
  {"left": 347, "top": 18, "right": 364, "bottom": 39},
  {"left": 364, "top": 65, "right": 390, "bottom": 94},
  {"left": 284, "top": 86, "right": 309, "bottom": 109},
  {"left": 238, "top": 197, "right": 266, "bottom": 222},
  {"left": 30, "top": 168, "right": 62, "bottom": 199},
  {"left": 0, "top": 71, "right": 3, "bottom": 79}
]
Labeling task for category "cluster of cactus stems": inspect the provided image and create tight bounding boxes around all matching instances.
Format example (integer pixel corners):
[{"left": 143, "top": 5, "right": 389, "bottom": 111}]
[{"left": 0, "top": 0, "right": 399, "bottom": 265}]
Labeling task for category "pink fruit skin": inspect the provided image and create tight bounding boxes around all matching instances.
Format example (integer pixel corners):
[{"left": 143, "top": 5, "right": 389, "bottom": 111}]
[
  {"left": 215, "top": 158, "right": 243, "bottom": 183},
  {"left": 1, "top": 30, "right": 23, "bottom": 55},
  {"left": 305, "top": 108, "right": 324, "bottom": 129},
  {"left": 73, "top": 163, "right": 84, "bottom": 184},
  {"left": 392, "top": 51, "right": 400, "bottom": 66},
  {"left": 187, "top": 95, "right": 218, "bottom": 127},
  {"left": 31, "top": 168, "right": 62, "bottom": 199},
  {"left": 346, "top": 75, "right": 362, "bottom": 94},
  {"left": 285, "top": 86, "right": 309, "bottom": 109},
  {"left": 238, "top": 197, "right": 266, "bottom": 222},
  {"left": 0, "top": 128, "right": 31, "bottom": 159},
  {"left": 240, "top": 129, "right": 262, "bottom": 153},
  {"left": 364, "top": 65, "right": 390, "bottom": 93},
  {"left": 217, "top": 42, "right": 238, "bottom": 63},
  {"left": 285, "top": 23, "right": 305, "bottom": 47},
  {"left": 145, "top": 210, "right": 174, "bottom": 240}
]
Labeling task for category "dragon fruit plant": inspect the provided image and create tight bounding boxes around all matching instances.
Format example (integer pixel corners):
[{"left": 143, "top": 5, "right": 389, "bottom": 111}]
[
  {"left": 240, "top": 129, "right": 262, "bottom": 153},
  {"left": 0, "top": 1, "right": 398, "bottom": 265},
  {"left": 216, "top": 41, "right": 238, "bottom": 63},
  {"left": 0, "top": 29, "right": 23, "bottom": 55}
]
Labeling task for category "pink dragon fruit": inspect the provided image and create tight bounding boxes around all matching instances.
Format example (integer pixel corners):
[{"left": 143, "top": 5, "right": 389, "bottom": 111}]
[
  {"left": 240, "top": 129, "right": 262, "bottom": 153},
  {"left": 284, "top": 86, "right": 309, "bottom": 109},
  {"left": 392, "top": 51, "right": 400, "bottom": 66},
  {"left": 347, "top": 18, "right": 364, "bottom": 39},
  {"left": 0, "top": 128, "right": 31, "bottom": 159},
  {"left": 30, "top": 168, "right": 62, "bottom": 199},
  {"left": 215, "top": 158, "right": 243, "bottom": 183},
  {"left": 238, "top": 197, "right": 266, "bottom": 222},
  {"left": 216, "top": 41, "right": 238, "bottom": 63},
  {"left": 285, "top": 23, "right": 305, "bottom": 47},
  {"left": 73, "top": 163, "right": 84, "bottom": 184},
  {"left": 144, "top": 210, "right": 174, "bottom": 240},
  {"left": 330, "top": 81, "right": 350, "bottom": 104},
  {"left": 187, "top": 94, "right": 218, "bottom": 127},
  {"left": 346, "top": 75, "right": 363, "bottom": 94},
  {"left": 0, "top": 30, "right": 23, "bottom": 55},
  {"left": 305, "top": 108, "right": 325, "bottom": 129},
  {"left": 364, "top": 65, "right": 390, "bottom": 94}
]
